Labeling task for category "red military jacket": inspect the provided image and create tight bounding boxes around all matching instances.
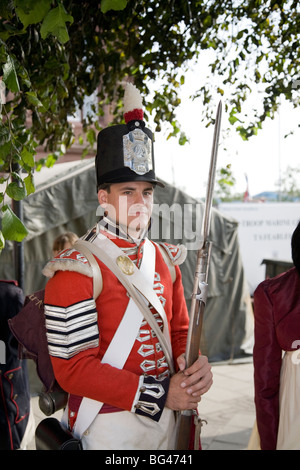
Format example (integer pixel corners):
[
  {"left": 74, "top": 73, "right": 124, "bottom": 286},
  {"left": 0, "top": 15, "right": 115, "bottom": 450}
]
[
  {"left": 43, "top": 224, "right": 189, "bottom": 423},
  {"left": 253, "top": 267, "right": 300, "bottom": 450}
]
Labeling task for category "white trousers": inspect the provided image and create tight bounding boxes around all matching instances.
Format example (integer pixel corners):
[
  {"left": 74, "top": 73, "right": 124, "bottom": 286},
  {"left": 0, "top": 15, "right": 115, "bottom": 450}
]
[
  {"left": 277, "top": 351, "right": 300, "bottom": 450},
  {"left": 81, "top": 407, "right": 176, "bottom": 450}
]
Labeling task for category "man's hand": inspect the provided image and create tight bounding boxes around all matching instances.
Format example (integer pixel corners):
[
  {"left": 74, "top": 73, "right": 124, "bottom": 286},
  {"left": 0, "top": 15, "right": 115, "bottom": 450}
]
[{"left": 165, "top": 354, "right": 213, "bottom": 411}]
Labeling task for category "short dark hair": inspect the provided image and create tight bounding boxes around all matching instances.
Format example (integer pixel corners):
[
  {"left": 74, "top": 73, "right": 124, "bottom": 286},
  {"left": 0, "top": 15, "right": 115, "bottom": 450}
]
[
  {"left": 97, "top": 182, "right": 156, "bottom": 192},
  {"left": 97, "top": 183, "right": 111, "bottom": 193},
  {"left": 291, "top": 220, "right": 300, "bottom": 274}
]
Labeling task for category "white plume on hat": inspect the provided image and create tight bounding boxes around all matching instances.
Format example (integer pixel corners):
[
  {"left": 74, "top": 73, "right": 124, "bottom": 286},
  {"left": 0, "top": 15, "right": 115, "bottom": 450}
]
[{"left": 123, "top": 82, "right": 143, "bottom": 114}]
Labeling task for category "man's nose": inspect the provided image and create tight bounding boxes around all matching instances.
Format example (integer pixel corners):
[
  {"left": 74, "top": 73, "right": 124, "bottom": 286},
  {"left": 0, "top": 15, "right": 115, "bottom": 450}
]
[{"left": 134, "top": 191, "right": 146, "bottom": 204}]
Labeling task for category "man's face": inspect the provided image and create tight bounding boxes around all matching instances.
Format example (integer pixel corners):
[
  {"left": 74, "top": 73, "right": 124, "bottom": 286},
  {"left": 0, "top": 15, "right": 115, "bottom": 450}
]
[{"left": 98, "top": 181, "right": 154, "bottom": 234}]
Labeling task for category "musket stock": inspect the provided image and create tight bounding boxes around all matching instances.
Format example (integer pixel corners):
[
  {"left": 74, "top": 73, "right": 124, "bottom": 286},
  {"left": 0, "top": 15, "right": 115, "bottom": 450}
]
[{"left": 175, "top": 101, "right": 222, "bottom": 450}]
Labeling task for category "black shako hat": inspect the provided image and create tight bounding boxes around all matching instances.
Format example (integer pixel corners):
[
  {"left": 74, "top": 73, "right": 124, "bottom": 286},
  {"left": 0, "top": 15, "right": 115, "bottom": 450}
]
[{"left": 95, "top": 83, "right": 164, "bottom": 189}]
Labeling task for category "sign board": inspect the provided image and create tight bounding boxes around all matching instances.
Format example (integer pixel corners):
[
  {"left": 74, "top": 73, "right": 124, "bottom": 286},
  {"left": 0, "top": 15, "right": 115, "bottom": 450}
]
[{"left": 218, "top": 203, "right": 300, "bottom": 294}]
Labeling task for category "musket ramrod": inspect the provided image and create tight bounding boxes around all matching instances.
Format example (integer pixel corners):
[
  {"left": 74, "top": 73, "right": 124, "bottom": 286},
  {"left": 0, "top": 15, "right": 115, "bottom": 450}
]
[{"left": 175, "top": 101, "right": 222, "bottom": 450}]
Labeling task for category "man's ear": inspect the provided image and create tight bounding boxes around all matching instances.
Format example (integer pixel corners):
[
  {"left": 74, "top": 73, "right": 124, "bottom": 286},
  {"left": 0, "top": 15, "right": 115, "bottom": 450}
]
[{"left": 98, "top": 189, "right": 108, "bottom": 206}]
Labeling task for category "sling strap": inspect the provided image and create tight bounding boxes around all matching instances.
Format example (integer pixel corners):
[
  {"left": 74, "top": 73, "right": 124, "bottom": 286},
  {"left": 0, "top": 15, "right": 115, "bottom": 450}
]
[
  {"left": 77, "top": 236, "right": 174, "bottom": 371},
  {"left": 74, "top": 241, "right": 103, "bottom": 299}
]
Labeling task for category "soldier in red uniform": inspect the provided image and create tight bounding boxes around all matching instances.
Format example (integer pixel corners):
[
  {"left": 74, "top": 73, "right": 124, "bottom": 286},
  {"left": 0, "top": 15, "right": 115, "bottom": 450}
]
[{"left": 43, "top": 84, "right": 212, "bottom": 450}]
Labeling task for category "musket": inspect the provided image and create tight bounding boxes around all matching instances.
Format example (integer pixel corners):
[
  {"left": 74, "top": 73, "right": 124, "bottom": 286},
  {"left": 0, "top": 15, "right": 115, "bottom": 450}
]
[{"left": 175, "top": 100, "right": 222, "bottom": 450}]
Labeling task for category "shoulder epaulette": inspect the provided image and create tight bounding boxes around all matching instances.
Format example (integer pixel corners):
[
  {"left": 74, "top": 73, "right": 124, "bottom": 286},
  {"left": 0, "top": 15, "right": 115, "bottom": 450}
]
[
  {"left": 42, "top": 248, "right": 93, "bottom": 279},
  {"left": 157, "top": 242, "right": 187, "bottom": 266}
]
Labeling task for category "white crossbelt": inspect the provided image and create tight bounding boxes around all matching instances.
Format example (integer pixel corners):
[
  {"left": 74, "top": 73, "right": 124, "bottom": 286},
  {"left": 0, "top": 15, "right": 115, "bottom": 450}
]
[{"left": 64, "top": 235, "right": 173, "bottom": 439}]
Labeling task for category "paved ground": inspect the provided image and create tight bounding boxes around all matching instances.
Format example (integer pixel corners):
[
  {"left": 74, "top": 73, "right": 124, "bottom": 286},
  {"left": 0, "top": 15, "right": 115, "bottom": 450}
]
[
  {"left": 25, "top": 358, "right": 255, "bottom": 451},
  {"left": 199, "top": 358, "right": 255, "bottom": 450}
]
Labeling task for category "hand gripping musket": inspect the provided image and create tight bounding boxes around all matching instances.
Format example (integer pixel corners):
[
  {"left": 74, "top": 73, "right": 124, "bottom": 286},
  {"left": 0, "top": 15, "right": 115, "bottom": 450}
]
[{"left": 175, "top": 101, "right": 222, "bottom": 450}]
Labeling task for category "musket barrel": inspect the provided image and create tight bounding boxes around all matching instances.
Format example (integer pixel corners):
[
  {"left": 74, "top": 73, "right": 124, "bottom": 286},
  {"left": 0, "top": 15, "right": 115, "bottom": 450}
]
[
  {"left": 202, "top": 101, "right": 222, "bottom": 242},
  {"left": 175, "top": 101, "right": 222, "bottom": 450}
]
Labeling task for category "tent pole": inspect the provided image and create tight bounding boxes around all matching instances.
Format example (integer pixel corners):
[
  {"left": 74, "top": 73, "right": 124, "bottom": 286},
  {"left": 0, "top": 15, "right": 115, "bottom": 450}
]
[
  {"left": 11, "top": 164, "right": 25, "bottom": 291},
  {"left": 12, "top": 199, "right": 24, "bottom": 291}
]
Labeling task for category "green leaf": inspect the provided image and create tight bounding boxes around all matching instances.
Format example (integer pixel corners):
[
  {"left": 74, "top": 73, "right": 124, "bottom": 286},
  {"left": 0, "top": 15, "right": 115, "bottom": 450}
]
[
  {"left": 0, "top": 142, "right": 12, "bottom": 159},
  {"left": 203, "top": 15, "right": 212, "bottom": 27},
  {"left": 25, "top": 91, "right": 46, "bottom": 110},
  {"left": 24, "top": 173, "right": 35, "bottom": 196},
  {"left": 229, "top": 114, "right": 239, "bottom": 125},
  {"left": 0, "top": 230, "right": 5, "bottom": 253},
  {"left": 45, "top": 153, "right": 58, "bottom": 168},
  {"left": 101, "top": 0, "right": 128, "bottom": 13},
  {"left": 3, "top": 55, "right": 20, "bottom": 93},
  {"left": 86, "top": 128, "right": 96, "bottom": 146},
  {"left": 40, "top": 4, "right": 73, "bottom": 44},
  {"left": 20, "top": 146, "right": 35, "bottom": 167},
  {"left": 6, "top": 179, "right": 26, "bottom": 201},
  {"left": 15, "top": 0, "right": 51, "bottom": 29},
  {"left": 178, "top": 133, "right": 189, "bottom": 146},
  {"left": 1, "top": 205, "right": 28, "bottom": 242}
]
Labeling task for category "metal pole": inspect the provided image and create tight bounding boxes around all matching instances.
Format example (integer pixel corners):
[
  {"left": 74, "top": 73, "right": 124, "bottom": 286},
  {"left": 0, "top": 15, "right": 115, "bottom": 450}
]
[{"left": 11, "top": 164, "right": 25, "bottom": 291}]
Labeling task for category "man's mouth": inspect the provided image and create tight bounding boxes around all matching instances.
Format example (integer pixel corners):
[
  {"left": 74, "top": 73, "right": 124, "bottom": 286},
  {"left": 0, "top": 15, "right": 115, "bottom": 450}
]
[{"left": 128, "top": 205, "right": 149, "bottom": 217}]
